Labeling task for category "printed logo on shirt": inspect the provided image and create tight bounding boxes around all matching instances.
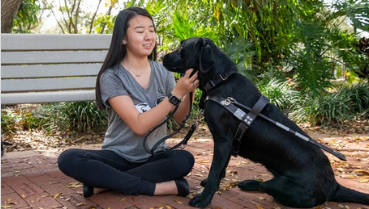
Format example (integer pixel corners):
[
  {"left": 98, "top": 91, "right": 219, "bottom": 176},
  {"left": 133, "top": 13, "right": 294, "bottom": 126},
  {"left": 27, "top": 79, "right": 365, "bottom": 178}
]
[
  {"left": 135, "top": 103, "right": 151, "bottom": 113},
  {"left": 155, "top": 96, "right": 165, "bottom": 106}
]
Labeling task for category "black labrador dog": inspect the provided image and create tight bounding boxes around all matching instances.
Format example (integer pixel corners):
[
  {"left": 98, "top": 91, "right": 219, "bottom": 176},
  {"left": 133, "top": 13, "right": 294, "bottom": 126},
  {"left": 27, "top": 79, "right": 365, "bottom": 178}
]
[{"left": 162, "top": 37, "right": 369, "bottom": 208}]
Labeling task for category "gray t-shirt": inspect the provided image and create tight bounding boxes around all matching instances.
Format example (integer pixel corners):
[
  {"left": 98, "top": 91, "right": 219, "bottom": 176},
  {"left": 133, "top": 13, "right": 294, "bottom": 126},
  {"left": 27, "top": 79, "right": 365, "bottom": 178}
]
[{"left": 99, "top": 60, "right": 176, "bottom": 162}]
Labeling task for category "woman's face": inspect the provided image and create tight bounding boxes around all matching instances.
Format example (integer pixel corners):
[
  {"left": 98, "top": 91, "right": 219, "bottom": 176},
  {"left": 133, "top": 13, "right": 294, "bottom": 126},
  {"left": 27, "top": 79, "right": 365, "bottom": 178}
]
[{"left": 123, "top": 15, "right": 156, "bottom": 58}]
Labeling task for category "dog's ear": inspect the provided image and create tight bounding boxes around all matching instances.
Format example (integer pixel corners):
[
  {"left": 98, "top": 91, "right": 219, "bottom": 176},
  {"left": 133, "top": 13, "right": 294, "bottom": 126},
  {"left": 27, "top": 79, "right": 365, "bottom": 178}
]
[{"left": 199, "top": 39, "right": 214, "bottom": 73}]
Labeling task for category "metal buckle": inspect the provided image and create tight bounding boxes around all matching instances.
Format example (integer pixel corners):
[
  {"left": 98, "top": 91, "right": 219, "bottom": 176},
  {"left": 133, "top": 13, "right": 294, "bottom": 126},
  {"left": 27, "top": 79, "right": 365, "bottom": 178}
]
[
  {"left": 227, "top": 97, "right": 236, "bottom": 103},
  {"left": 221, "top": 97, "right": 236, "bottom": 106},
  {"left": 221, "top": 98, "right": 231, "bottom": 106},
  {"left": 220, "top": 74, "right": 228, "bottom": 80}
]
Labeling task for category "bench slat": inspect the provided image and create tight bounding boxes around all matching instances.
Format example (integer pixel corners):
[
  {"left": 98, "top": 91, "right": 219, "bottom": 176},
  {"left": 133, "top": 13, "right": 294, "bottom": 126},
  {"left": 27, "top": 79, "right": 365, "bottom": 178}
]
[
  {"left": 1, "top": 34, "right": 111, "bottom": 105},
  {"left": 2, "top": 51, "right": 107, "bottom": 65},
  {"left": 1, "top": 64, "right": 101, "bottom": 79},
  {"left": 1, "top": 34, "right": 112, "bottom": 51},
  {"left": 1, "top": 90, "right": 96, "bottom": 105},
  {"left": 2, "top": 77, "right": 97, "bottom": 93}
]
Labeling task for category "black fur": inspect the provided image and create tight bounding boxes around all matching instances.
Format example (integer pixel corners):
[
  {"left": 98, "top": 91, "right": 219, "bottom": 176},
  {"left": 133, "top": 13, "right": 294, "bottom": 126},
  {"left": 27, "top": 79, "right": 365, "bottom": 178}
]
[{"left": 163, "top": 37, "right": 369, "bottom": 208}]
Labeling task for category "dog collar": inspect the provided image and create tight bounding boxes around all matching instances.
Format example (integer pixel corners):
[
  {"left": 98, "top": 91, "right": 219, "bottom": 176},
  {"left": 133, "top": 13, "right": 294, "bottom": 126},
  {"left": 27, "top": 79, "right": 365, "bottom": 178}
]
[{"left": 203, "top": 70, "right": 237, "bottom": 93}]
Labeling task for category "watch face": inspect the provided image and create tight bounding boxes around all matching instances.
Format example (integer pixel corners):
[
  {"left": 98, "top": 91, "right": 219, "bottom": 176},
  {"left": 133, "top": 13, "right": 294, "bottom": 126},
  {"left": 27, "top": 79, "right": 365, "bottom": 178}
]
[{"left": 169, "top": 96, "right": 180, "bottom": 105}]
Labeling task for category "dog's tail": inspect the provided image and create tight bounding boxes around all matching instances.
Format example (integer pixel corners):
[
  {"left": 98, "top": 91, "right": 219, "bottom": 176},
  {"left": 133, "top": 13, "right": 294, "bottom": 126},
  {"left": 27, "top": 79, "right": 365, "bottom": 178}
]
[{"left": 330, "top": 185, "right": 369, "bottom": 205}]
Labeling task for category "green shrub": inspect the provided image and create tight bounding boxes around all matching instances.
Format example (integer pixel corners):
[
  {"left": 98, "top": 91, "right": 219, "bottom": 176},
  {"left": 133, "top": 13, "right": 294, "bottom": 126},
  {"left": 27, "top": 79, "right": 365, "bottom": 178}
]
[
  {"left": 1, "top": 106, "right": 52, "bottom": 134},
  {"left": 1, "top": 102, "right": 108, "bottom": 135},
  {"left": 1, "top": 109, "right": 18, "bottom": 134},
  {"left": 341, "top": 82, "right": 369, "bottom": 113},
  {"left": 307, "top": 93, "right": 352, "bottom": 126},
  {"left": 257, "top": 78, "right": 301, "bottom": 113},
  {"left": 56, "top": 101, "right": 108, "bottom": 133},
  {"left": 292, "top": 82, "right": 369, "bottom": 126}
]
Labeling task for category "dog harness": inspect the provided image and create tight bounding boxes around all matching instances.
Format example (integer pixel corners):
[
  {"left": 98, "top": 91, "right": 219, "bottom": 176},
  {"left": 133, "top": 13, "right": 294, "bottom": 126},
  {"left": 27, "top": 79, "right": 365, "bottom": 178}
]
[
  {"left": 200, "top": 71, "right": 346, "bottom": 160},
  {"left": 204, "top": 95, "right": 347, "bottom": 161},
  {"left": 205, "top": 96, "right": 268, "bottom": 156}
]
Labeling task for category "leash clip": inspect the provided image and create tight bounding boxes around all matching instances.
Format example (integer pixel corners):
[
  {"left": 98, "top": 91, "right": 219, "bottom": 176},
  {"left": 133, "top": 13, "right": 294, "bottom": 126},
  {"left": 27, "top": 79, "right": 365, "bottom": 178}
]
[{"left": 221, "top": 97, "right": 236, "bottom": 106}]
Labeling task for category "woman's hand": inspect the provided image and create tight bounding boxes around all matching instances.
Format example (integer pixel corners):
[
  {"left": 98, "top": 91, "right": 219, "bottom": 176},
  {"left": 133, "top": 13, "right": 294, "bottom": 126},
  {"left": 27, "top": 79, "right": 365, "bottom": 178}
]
[
  {"left": 171, "top": 69, "right": 199, "bottom": 123},
  {"left": 171, "top": 69, "right": 199, "bottom": 99}
]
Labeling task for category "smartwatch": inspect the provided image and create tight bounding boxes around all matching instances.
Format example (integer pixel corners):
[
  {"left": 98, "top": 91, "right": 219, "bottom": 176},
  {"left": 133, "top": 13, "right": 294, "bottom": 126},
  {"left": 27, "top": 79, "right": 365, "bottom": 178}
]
[{"left": 168, "top": 93, "right": 181, "bottom": 106}]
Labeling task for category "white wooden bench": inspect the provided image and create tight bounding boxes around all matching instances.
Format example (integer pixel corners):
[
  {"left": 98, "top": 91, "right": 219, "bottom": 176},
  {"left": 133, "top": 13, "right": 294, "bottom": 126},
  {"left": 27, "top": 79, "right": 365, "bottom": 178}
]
[{"left": 1, "top": 34, "right": 112, "bottom": 105}]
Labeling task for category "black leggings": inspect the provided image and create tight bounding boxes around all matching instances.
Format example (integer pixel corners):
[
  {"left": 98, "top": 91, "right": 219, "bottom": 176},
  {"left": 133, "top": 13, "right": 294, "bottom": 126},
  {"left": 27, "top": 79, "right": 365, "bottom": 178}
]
[{"left": 58, "top": 148, "right": 194, "bottom": 196}]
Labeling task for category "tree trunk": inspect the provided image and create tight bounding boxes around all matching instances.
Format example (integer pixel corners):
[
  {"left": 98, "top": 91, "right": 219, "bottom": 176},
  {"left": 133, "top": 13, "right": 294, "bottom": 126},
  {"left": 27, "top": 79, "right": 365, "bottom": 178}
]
[{"left": 1, "top": 0, "right": 23, "bottom": 33}]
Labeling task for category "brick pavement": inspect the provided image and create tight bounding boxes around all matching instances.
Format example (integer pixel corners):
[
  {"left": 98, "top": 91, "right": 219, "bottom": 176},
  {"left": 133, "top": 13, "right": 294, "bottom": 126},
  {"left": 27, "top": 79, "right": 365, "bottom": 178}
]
[{"left": 1, "top": 137, "right": 369, "bottom": 209}]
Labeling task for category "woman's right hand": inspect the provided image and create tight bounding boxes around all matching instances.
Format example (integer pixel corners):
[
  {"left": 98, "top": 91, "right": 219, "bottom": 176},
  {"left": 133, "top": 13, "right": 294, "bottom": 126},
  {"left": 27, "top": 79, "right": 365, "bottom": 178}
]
[{"left": 171, "top": 69, "right": 199, "bottom": 99}]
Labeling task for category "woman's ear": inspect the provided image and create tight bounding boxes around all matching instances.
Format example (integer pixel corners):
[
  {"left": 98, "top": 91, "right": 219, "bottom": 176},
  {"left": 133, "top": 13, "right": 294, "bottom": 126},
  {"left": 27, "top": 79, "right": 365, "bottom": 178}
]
[{"left": 122, "top": 38, "right": 127, "bottom": 45}]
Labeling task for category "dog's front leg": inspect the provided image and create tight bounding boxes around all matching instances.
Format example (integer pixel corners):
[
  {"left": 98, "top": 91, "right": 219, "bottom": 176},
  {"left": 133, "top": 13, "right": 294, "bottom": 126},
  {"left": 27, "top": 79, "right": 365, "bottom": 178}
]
[
  {"left": 200, "top": 154, "right": 230, "bottom": 187},
  {"left": 189, "top": 136, "right": 233, "bottom": 208}
]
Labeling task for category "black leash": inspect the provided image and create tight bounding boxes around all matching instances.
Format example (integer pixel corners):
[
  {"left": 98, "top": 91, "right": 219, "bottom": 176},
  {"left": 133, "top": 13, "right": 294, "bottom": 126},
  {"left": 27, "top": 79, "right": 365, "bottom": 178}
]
[
  {"left": 144, "top": 91, "right": 196, "bottom": 157},
  {"left": 206, "top": 96, "right": 347, "bottom": 161}
]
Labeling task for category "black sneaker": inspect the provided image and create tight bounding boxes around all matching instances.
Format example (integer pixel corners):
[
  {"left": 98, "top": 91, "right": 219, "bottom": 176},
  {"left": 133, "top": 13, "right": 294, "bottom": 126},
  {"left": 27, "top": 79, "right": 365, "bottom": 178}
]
[
  {"left": 174, "top": 178, "right": 189, "bottom": 197},
  {"left": 83, "top": 184, "right": 94, "bottom": 198}
]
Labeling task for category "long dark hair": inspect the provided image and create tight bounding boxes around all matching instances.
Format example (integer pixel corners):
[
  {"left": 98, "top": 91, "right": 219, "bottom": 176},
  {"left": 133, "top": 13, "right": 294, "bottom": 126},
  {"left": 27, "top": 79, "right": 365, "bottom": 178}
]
[{"left": 95, "top": 7, "right": 157, "bottom": 109}]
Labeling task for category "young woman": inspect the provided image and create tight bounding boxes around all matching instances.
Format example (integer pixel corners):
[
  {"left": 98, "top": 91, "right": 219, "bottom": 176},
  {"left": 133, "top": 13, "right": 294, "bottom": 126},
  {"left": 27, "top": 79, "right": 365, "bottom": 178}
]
[{"left": 58, "top": 7, "right": 198, "bottom": 198}]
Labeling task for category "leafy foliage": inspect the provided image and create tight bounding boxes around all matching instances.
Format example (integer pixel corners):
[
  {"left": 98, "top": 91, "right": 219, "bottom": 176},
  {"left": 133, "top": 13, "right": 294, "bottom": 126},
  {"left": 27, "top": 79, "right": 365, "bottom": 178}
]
[
  {"left": 340, "top": 82, "right": 369, "bottom": 113},
  {"left": 1, "top": 109, "right": 20, "bottom": 134},
  {"left": 257, "top": 78, "right": 301, "bottom": 113},
  {"left": 288, "top": 20, "right": 334, "bottom": 97},
  {"left": 7, "top": 0, "right": 369, "bottom": 130},
  {"left": 149, "top": 0, "right": 368, "bottom": 101},
  {"left": 1, "top": 102, "right": 108, "bottom": 135},
  {"left": 12, "top": 0, "right": 41, "bottom": 33},
  {"left": 224, "top": 37, "right": 256, "bottom": 79},
  {"left": 303, "top": 91, "right": 353, "bottom": 126},
  {"left": 331, "top": 0, "right": 369, "bottom": 33},
  {"left": 56, "top": 101, "right": 108, "bottom": 133},
  {"left": 292, "top": 81, "right": 369, "bottom": 126},
  {"left": 1, "top": 105, "right": 54, "bottom": 134}
]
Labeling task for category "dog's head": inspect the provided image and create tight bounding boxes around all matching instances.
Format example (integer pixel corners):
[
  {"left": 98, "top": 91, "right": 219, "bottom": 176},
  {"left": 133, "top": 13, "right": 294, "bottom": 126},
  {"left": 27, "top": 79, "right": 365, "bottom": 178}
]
[{"left": 162, "top": 37, "right": 215, "bottom": 75}]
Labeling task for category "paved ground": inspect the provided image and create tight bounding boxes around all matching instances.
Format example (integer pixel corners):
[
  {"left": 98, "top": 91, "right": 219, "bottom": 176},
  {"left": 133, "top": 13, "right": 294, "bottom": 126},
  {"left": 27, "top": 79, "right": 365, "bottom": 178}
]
[{"left": 2, "top": 134, "right": 369, "bottom": 209}]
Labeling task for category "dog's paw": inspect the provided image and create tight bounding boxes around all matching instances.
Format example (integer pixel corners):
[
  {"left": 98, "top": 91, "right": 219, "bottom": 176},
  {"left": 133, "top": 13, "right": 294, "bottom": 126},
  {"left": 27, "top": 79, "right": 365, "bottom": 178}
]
[
  {"left": 188, "top": 194, "right": 211, "bottom": 208},
  {"left": 238, "top": 180, "right": 262, "bottom": 191}
]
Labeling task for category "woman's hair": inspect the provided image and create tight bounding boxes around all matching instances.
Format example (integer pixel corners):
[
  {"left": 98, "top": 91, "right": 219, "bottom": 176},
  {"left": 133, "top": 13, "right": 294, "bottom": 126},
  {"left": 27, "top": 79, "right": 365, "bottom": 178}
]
[{"left": 95, "top": 7, "right": 157, "bottom": 109}]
